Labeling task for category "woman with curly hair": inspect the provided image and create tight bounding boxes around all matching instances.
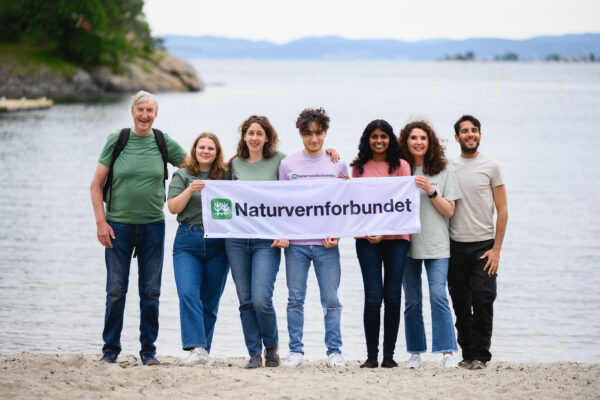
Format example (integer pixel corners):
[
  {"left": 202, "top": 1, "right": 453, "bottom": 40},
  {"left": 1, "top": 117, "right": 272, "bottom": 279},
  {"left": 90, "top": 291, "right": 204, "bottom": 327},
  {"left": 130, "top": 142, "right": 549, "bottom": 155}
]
[
  {"left": 351, "top": 119, "right": 411, "bottom": 369},
  {"left": 226, "top": 115, "right": 288, "bottom": 369},
  {"left": 167, "top": 132, "right": 229, "bottom": 365},
  {"left": 398, "top": 120, "right": 462, "bottom": 369}
]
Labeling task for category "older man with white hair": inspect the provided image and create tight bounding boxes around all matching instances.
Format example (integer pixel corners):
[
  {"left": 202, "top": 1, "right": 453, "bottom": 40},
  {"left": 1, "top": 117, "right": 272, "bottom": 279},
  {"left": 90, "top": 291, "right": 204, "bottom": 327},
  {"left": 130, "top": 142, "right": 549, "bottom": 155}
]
[{"left": 90, "top": 91, "right": 187, "bottom": 366}]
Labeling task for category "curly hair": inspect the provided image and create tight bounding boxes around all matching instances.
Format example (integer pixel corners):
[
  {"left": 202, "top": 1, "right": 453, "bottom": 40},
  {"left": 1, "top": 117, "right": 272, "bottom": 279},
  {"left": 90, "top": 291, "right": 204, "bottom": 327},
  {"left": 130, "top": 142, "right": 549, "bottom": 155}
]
[
  {"left": 350, "top": 119, "right": 403, "bottom": 176},
  {"left": 235, "top": 115, "right": 279, "bottom": 159},
  {"left": 398, "top": 120, "right": 447, "bottom": 176},
  {"left": 186, "top": 132, "right": 227, "bottom": 180},
  {"left": 296, "top": 107, "right": 330, "bottom": 133}
]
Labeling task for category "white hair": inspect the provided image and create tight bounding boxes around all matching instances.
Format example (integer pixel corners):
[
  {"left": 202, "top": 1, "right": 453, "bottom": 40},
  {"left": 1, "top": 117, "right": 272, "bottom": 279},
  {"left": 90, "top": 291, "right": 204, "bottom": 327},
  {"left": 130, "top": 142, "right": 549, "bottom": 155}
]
[{"left": 130, "top": 90, "right": 158, "bottom": 111}]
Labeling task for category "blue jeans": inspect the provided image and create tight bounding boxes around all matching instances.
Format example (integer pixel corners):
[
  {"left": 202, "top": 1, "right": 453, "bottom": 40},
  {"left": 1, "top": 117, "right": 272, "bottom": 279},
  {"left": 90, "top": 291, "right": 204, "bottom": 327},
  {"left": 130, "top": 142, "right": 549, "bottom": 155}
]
[
  {"left": 226, "top": 239, "right": 281, "bottom": 356},
  {"left": 173, "top": 223, "right": 229, "bottom": 352},
  {"left": 403, "top": 257, "right": 458, "bottom": 353},
  {"left": 102, "top": 220, "right": 165, "bottom": 356},
  {"left": 284, "top": 244, "right": 343, "bottom": 355},
  {"left": 356, "top": 239, "right": 409, "bottom": 358}
]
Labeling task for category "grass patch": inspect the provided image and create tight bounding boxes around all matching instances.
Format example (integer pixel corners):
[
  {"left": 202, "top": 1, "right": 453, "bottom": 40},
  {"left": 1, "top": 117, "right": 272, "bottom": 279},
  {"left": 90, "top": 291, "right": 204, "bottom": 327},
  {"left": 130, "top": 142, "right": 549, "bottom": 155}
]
[{"left": 0, "top": 42, "right": 78, "bottom": 76}]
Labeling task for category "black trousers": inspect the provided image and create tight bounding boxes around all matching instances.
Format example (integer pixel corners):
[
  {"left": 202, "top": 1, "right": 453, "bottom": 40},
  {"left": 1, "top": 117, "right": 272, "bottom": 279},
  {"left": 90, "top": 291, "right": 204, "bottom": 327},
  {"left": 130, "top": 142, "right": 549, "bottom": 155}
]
[{"left": 448, "top": 239, "right": 497, "bottom": 362}]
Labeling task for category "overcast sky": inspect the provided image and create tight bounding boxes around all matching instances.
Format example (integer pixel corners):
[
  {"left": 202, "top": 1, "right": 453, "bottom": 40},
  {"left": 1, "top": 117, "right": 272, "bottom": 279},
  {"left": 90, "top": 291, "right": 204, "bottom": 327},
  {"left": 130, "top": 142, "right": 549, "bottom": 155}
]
[{"left": 144, "top": 0, "right": 599, "bottom": 44}]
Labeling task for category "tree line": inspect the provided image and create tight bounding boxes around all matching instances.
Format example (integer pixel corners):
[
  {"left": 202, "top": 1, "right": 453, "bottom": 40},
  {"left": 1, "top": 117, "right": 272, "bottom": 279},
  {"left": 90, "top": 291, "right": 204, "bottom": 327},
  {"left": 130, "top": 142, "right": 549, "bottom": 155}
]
[{"left": 0, "top": 0, "right": 155, "bottom": 69}]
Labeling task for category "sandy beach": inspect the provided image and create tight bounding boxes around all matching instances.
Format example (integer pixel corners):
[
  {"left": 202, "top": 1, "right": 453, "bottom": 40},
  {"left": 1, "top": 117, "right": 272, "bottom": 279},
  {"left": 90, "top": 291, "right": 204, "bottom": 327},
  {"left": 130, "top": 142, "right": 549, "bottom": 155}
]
[{"left": 1, "top": 353, "right": 598, "bottom": 400}]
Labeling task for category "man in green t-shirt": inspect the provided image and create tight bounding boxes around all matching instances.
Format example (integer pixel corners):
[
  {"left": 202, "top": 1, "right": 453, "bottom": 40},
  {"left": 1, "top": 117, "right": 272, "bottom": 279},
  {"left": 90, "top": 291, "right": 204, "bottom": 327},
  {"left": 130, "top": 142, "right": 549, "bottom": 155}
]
[{"left": 90, "top": 91, "right": 187, "bottom": 366}]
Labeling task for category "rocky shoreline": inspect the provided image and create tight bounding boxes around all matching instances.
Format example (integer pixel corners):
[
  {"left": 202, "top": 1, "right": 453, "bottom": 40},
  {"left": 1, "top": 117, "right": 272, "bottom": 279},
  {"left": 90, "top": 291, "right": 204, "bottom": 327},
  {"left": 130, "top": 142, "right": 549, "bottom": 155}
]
[{"left": 0, "top": 50, "right": 202, "bottom": 99}]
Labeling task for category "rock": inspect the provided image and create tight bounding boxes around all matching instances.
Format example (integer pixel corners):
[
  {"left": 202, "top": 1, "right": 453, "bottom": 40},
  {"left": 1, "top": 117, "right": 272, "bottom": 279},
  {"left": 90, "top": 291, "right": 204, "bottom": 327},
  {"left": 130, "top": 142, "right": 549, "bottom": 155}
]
[
  {"left": 0, "top": 62, "right": 103, "bottom": 98},
  {"left": 156, "top": 52, "right": 203, "bottom": 91},
  {"left": 0, "top": 51, "right": 203, "bottom": 99}
]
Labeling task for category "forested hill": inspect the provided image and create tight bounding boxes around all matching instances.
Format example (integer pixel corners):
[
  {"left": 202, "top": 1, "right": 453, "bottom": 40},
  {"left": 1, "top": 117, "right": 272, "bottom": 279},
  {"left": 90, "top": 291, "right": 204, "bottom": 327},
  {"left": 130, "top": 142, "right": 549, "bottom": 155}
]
[
  {"left": 163, "top": 33, "right": 600, "bottom": 61},
  {"left": 0, "top": 0, "right": 202, "bottom": 99}
]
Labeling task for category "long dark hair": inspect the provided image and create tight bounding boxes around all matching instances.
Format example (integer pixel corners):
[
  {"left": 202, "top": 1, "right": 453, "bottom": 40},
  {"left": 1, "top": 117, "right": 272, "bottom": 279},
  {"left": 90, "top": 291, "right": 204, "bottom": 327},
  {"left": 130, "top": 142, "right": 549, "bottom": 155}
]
[
  {"left": 398, "top": 120, "right": 447, "bottom": 176},
  {"left": 350, "top": 119, "right": 402, "bottom": 176}
]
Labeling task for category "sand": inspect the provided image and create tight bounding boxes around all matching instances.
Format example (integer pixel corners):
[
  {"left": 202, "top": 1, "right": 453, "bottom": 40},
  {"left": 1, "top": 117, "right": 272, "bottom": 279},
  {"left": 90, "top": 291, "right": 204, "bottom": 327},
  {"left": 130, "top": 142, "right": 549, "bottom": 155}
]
[{"left": 1, "top": 353, "right": 598, "bottom": 399}]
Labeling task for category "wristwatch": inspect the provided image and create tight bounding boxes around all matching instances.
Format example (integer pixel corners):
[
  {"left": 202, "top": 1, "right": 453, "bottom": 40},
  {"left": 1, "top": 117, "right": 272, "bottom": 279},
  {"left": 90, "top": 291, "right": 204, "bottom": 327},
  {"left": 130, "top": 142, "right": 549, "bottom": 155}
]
[{"left": 428, "top": 190, "right": 438, "bottom": 198}]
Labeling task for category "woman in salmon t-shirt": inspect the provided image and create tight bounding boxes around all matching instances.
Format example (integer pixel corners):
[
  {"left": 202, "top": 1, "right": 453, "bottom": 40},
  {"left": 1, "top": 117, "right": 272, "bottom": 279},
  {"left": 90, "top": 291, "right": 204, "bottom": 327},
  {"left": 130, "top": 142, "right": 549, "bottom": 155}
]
[{"left": 351, "top": 119, "right": 411, "bottom": 369}]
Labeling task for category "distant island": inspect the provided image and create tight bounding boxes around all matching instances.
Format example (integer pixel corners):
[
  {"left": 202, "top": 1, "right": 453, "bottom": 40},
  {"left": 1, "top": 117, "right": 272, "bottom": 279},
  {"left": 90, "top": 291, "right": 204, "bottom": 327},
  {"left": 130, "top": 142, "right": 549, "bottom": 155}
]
[
  {"left": 163, "top": 33, "right": 600, "bottom": 62},
  {"left": 0, "top": 0, "right": 202, "bottom": 100}
]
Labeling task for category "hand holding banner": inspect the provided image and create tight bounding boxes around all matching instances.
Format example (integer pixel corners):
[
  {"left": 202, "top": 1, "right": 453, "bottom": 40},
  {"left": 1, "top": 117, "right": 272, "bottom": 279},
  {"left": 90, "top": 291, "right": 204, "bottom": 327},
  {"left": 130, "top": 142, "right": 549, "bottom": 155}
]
[{"left": 201, "top": 176, "right": 420, "bottom": 239}]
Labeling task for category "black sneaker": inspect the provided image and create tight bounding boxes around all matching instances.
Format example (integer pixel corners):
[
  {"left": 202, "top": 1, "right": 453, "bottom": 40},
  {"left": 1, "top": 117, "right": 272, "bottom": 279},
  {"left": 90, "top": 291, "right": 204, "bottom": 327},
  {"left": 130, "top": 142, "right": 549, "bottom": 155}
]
[
  {"left": 140, "top": 352, "right": 160, "bottom": 366},
  {"left": 244, "top": 354, "right": 262, "bottom": 369},
  {"left": 98, "top": 352, "right": 118, "bottom": 363},
  {"left": 264, "top": 344, "right": 280, "bottom": 367},
  {"left": 458, "top": 359, "right": 473, "bottom": 369},
  {"left": 381, "top": 357, "right": 398, "bottom": 368},
  {"left": 470, "top": 360, "right": 487, "bottom": 370},
  {"left": 360, "top": 356, "right": 378, "bottom": 368}
]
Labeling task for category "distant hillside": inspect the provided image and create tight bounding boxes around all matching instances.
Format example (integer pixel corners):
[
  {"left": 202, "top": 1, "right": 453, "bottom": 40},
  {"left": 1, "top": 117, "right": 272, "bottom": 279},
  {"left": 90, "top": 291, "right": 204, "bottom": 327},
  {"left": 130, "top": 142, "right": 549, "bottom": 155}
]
[{"left": 163, "top": 33, "right": 600, "bottom": 61}]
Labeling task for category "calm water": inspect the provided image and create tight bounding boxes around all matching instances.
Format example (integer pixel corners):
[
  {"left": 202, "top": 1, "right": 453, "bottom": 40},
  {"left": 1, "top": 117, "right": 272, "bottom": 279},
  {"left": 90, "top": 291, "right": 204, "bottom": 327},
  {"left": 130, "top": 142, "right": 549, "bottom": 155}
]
[{"left": 1, "top": 60, "right": 599, "bottom": 363}]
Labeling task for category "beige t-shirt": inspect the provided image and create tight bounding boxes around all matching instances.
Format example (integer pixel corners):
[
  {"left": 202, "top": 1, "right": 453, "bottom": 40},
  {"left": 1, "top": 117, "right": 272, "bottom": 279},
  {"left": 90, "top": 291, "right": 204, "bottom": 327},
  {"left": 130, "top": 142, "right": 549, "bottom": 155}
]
[{"left": 449, "top": 154, "right": 504, "bottom": 242}]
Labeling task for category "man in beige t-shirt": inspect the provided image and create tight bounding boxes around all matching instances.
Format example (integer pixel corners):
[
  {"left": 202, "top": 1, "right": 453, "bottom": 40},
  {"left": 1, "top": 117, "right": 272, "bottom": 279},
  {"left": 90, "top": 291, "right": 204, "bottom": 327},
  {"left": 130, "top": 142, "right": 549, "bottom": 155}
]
[{"left": 448, "top": 115, "right": 508, "bottom": 370}]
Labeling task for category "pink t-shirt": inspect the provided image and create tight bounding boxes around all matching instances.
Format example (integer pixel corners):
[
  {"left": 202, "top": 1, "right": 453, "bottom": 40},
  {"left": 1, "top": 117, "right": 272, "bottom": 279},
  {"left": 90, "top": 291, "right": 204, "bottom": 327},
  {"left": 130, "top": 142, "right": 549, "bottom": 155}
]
[{"left": 352, "top": 158, "right": 411, "bottom": 241}]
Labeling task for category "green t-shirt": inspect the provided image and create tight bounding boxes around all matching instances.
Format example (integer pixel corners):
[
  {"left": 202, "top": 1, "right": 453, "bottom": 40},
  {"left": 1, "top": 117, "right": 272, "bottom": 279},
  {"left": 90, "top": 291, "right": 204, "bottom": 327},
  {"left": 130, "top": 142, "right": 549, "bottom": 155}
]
[
  {"left": 231, "top": 151, "right": 286, "bottom": 181},
  {"left": 408, "top": 166, "right": 462, "bottom": 259},
  {"left": 98, "top": 129, "right": 187, "bottom": 224},
  {"left": 167, "top": 169, "right": 210, "bottom": 226}
]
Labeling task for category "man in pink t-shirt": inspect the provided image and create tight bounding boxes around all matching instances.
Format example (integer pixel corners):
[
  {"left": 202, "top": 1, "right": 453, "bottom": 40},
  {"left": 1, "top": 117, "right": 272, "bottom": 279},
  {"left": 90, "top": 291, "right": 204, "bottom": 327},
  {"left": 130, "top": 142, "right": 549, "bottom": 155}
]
[{"left": 278, "top": 108, "right": 348, "bottom": 369}]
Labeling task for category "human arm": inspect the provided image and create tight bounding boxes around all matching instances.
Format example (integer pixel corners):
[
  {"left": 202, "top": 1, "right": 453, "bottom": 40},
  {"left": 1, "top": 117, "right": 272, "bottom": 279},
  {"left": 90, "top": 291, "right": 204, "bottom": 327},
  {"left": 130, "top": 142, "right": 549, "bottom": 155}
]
[
  {"left": 325, "top": 148, "right": 340, "bottom": 162},
  {"left": 90, "top": 163, "right": 115, "bottom": 248},
  {"left": 414, "top": 175, "right": 455, "bottom": 218},
  {"left": 176, "top": 155, "right": 189, "bottom": 168},
  {"left": 366, "top": 235, "right": 384, "bottom": 244},
  {"left": 167, "top": 179, "right": 205, "bottom": 214},
  {"left": 481, "top": 184, "right": 508, "bottom": 275},
  {"left": 271, "top": 239, "right": 290, "bottom": 248},
  {"left": 322, "top": 236, "right": 339, "bottom": 248}
]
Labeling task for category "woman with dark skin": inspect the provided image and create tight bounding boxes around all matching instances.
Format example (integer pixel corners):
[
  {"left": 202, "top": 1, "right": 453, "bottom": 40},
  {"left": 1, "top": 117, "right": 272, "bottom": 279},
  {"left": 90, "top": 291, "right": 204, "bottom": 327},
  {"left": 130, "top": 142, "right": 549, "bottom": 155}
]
[{"left": 351, "top": 119, "right": 411, "bottom": 368}]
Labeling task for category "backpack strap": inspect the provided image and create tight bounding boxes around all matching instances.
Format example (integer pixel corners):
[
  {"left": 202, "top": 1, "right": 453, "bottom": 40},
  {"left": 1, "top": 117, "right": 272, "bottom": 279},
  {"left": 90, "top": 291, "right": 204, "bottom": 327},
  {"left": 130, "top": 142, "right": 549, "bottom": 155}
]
[
  {"left": 103, "top": 128, "right": 130, "bottom": 212},
  {"left": 152, "top": 128, "right": 169, "bottom": 181}
]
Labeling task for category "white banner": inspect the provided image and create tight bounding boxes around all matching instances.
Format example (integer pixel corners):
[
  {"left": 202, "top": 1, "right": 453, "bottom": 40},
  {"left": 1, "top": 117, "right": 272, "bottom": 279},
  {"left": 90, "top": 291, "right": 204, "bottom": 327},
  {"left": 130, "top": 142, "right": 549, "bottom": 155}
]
[{"left": 201, "top": 177, "right": 420, "bottom": 239}]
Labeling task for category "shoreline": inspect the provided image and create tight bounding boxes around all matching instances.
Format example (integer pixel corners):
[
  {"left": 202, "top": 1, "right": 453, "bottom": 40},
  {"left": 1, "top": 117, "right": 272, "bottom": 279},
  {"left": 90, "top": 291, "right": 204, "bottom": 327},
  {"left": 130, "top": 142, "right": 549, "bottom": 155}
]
[{"left": 1, "top": 353, "right": 598, "bottom": 399}]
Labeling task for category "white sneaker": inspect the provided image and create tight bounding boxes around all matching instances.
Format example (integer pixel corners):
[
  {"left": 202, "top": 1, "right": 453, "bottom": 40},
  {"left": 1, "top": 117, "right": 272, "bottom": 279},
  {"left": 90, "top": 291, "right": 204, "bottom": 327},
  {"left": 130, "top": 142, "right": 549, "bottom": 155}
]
[
  {"left": 441, "top": 354, "right": 458, "bottom": 368},
  {"left": 327, "top": 352, "right": 345, "bottom": 367},
  {"left": 184, "top": 346, "right": 209, "bottom": 365},
  {"left": 283, "top": 352, "right": 303, "bottom": 368},
  {"left": 405, "top": 353, "right": 423, "bottom": 369}
]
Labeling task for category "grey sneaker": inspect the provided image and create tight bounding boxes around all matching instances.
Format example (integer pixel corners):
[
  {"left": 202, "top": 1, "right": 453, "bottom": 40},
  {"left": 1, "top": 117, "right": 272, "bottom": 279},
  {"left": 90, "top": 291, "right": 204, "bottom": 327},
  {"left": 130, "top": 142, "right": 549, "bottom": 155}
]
[
  {"left": 283, "top": 352, "right": 303, "bottom": 368},
  {"left": 458, "top": 359, "right": 473, "bottom": 369},
  {"left": 327, "top": 352, "right": 345, "bottom": 367},
  {"left": 441, "top": 354, "right": 458, "bottom": 368},
  {"left": 405, "top": 353, "right": 423, "bottom": 369},
  {"left": 244, "top": 354, "right": 262, "bottom": 369},
  {"left": 264, "top": 344, "right": 280, "bottom": 367},
  {"left": 184, "top": 346, "right": 209, "bottom": 365}
]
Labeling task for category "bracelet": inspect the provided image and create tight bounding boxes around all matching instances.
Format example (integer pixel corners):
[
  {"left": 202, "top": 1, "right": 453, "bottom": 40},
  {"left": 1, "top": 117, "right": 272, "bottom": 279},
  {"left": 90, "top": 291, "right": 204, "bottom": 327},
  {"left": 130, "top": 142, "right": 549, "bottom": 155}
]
[{"left": 428, "top": 189, "right": 438, "bottom": 198}]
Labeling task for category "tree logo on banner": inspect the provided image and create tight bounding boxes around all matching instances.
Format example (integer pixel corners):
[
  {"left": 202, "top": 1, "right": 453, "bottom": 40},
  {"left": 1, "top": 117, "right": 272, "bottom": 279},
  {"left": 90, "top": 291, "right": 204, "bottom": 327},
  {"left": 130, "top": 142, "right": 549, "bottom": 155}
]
[{"left": 211, "top": 198, "right": 233, "bottom": 219}]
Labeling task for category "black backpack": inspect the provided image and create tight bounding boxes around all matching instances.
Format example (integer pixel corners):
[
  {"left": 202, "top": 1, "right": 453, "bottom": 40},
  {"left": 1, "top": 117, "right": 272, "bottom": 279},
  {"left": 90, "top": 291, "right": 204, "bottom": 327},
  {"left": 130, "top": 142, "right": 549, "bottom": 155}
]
[{"left": 103, "top": 128, "right": 169, "bottom": 211}]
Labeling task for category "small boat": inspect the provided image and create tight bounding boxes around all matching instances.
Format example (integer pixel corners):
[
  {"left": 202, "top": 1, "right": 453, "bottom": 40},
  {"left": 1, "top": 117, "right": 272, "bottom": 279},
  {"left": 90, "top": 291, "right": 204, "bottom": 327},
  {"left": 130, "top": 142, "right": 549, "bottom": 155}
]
[{"left": 0, "top": 97, "right": 53, "bottom": 112}]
